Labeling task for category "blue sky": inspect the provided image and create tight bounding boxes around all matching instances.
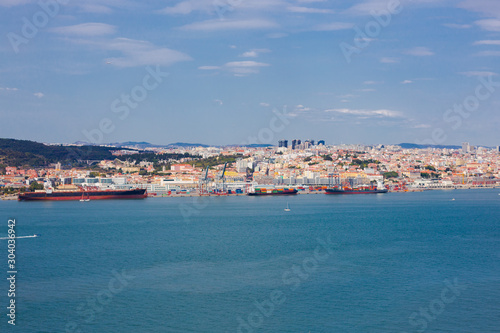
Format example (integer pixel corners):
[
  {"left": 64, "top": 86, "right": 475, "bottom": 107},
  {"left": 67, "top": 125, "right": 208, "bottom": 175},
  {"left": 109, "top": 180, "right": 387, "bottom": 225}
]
[{"left": 1, "top": 0, "right": 499, "bottom": 146}]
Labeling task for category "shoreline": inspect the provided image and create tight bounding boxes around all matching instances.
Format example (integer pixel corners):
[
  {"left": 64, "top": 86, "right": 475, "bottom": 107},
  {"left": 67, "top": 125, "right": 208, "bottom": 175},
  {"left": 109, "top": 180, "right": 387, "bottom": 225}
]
[
  {"left": 145, "top": 186, "right": 498, "bottom": 198},
  {"left": 2, "top": 186, "right": 498, "bottom": 201}
]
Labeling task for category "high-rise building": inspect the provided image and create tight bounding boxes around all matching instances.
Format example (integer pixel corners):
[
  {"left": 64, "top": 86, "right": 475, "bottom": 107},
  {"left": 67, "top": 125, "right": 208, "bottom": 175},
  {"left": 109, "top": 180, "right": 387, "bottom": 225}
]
[
  {"left": 291, "top": 140, "right": 297, "bottom": 150},
  {"left": 462, "top": 142, "right": 470, "bottom": 153},
  {"left": 317, "top": 140, "right": 325, "bottom": 146},
  {"left": 278, "top": 140, "right": 288, "bottom": 148}
]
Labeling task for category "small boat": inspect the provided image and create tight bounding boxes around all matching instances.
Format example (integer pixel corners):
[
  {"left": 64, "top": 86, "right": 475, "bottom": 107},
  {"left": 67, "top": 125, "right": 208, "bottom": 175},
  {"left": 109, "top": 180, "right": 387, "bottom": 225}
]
[
  {"left": 451, "top": 198, "right": 455, "bottom": 201},
  {"left": 284, "top": 202, "right": 291, "bottom": 212}
]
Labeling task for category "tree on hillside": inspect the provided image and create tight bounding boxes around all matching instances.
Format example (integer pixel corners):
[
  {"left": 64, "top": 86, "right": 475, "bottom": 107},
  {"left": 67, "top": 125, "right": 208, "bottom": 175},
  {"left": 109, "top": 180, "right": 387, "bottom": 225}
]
[
  {"left": 383, "top": 171, "right": 399, "bottom": 179},
  {"left": 29, "top": 181, "right": 44, "bottom": 191}
]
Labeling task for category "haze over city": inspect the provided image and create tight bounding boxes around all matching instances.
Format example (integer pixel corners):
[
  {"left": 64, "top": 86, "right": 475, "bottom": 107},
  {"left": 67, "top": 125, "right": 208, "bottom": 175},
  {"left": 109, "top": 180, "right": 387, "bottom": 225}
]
[{"left": 1, "top": 0, "right": 499, "bottom": 146}]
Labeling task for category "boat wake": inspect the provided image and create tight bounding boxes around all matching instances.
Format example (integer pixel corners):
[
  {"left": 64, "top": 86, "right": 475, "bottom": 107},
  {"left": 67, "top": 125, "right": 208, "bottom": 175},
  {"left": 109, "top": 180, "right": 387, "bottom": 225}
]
[{"left": 0, "top": 234, "right": 40, "bottom": 240}]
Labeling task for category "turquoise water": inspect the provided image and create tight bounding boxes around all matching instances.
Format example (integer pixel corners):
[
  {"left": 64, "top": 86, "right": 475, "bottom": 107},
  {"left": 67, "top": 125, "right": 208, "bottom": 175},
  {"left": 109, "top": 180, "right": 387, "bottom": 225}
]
[{"left": 1, "top": 189, "right": 499, "bottom": 332}]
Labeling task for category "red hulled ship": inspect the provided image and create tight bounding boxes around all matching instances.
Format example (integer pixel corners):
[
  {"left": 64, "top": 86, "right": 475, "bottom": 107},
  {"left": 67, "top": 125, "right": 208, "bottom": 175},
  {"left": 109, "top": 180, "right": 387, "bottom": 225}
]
[
  {"left": 248, "top": 188, "right": 298, "bottom": 196},
  {"left": 18, "top": 188, "right": 147, "bottom": 201}
]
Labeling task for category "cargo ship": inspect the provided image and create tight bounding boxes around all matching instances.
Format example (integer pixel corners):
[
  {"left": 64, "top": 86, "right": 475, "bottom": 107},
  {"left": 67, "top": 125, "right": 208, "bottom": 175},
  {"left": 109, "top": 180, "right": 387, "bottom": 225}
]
[
  {"left": 18, "top": 188, "right": 147, "bottom": 201},
  {"left": 325, "top": 184, "right": 388, "bottom": 194},
  {"left": 248, "top": 188, "right": 298, "bottom": 196}
]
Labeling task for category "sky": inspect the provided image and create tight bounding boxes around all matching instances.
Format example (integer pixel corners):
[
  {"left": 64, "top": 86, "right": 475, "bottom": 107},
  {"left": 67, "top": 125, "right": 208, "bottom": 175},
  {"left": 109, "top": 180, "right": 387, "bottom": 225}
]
[{"left": 0, "top": 0, "right": 499, "bottom": 146}]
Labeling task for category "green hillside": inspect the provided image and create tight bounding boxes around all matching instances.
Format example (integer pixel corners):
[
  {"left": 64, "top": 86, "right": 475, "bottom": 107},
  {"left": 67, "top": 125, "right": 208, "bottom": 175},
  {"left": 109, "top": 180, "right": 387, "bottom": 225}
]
[{"left": 0, "top": 138, "right": 124, "bottom": 167}]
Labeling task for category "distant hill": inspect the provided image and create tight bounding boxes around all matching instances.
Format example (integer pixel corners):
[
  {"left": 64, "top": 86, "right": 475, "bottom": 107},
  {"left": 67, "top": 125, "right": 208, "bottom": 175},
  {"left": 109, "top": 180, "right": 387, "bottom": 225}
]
[
  {"left": 166, "top": 142, "right": 210, "bottom": 148},
  {"left": 82, "top": 141, "right": 273, "bottom": 149},
  {"left": 0, "top": 138, "right": 126, "bottom": 167},
  {"left": 94, "top": 141, "right": 212, "bottom": 149},
  {"left": 398, "top": 143, "right": 462, "bottom": 149},
  {"left": 226, "top": 144, "right": 274, "bottom": 148}
]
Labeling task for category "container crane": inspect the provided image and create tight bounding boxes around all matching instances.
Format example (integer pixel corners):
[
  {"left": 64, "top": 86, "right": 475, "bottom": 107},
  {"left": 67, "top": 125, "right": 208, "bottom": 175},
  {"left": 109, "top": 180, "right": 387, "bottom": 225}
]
[{"left": 217, "top": 162, "right": 227, "bottom": 192}]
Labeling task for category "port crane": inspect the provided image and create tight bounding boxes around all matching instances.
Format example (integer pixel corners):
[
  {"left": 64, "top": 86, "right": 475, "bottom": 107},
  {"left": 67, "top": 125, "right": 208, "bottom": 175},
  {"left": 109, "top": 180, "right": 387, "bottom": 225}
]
[
  {"left": 216, "top": 162, "right": 227, "bottom": 192},
  {"left": 198, "top": 167, "right": 210, "bottom": 194}
]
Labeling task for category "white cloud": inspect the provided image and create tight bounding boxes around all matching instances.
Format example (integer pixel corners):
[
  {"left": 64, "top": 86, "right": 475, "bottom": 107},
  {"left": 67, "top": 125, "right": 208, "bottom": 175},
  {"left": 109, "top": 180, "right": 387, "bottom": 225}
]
[
  {"left": 474, "top": 40, "right": 500, "bottom": 45},
  {"left": 460, "top": 71, "right": 497, "bottom": 77},
  {"left": 50, "top": 23, "right": 116, "bottom": 36},
  {"left": 459, "top": 0, "right": 500, "bottom": 19},
  {"left": 179, "top": 19, "right": 277, "bottom": 31},
  {"left": 241, "top": 51, "right": 258, "bottom": 57},
  {"left": 158, "top": 1, "right": 195, "bottom": 15},
  {"left": 312, "top": 22, "right": 353, "bottom": 31},
  {"left": 363, "top": 80, "right": 383, "bottom": 85},
  {"left": 475, "top": 19, "right": 500, "bottom": 31},
  {"left": 357, "top": 88, "right": 376, "bottom": 92},
  {"left": 345, "top": 0, "right": 449, "bottom": 16},
  {"left": 413, "top": 124, "right": 432, "bottom": 129},
  {"left": 77, "top": 3, "right": 113, "bottom": 14},
  {"left": 0, "top": 0, "right": 30, "bottom": 7},
  {"left": 267, "top": 32, "right": 288, "bottom": 38},
  {"left": 401, "top": 80, "right": 413, "bottom": 84},
  {"left": 475, "top": 50, "right": 500, "bottom": 56},
  {"left": 260, "top": 102, "right": 270, "bottom": 107},
  {"left": 337, "top": 94, "right": 357, "bottom": 99},
  {"left": 56, "top": 35, "right": 191, "bottom": 68},
  {"left": 225, "top": 61, "right": 269, "bottom": 68},
  {"left": 287, "top": 6, "right": 334, "bottom": 13},
  {"left": 0, "top": 87, "right": 18, "bottom": 91},
  {"left": 224, "top": 61, "right": 270, "bottom": 75},
  {"left": 199, "top": 60, "right": 270, "bottom": 76},
  {"left": 297, "top": 0, "right": 327, "bottom": 3},
  {"left": 33, "top": 92, "right": 44, "bottom": 98},
  {"left": 104, "top": 38, "right": 192, "bottom": 68},
  {"left": 325, "top": 108, "right": 403, "bottom": 118},
  {"left": 288, "top": 104, "right": 313, "bottom": 117},
  {"left": 380, "top": 57, "right": 399, "bottom": 63},
  {"left": 240, "top": 49, "right": 270, "bottom": 57},
  {"left": 159, "top": 0, "right": 285, "bottom": 15},
  {"left": 443, "top": 23, "right": 472, "bottom": 29},
  {"left": 404, "top": 47, "right": 434, "bottom": 56},
  {"left": 355, "top": 37, "right": 376, "bottom": 43},
  {"left": 344, "top": 0, "right": 404, "bottom": 16},
  {"left": 295, "top": 104, "right": 311, "bottom": 111},
  {"left": 214, "top": 99, "right": 223, "bottom": 105}
]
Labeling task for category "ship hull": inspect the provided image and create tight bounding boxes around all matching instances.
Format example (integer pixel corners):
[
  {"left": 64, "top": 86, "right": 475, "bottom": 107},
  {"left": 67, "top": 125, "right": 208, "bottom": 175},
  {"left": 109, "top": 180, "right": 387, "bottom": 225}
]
[
  {"left": 325, "top": 188, "right": 388, "bottom": 194},
  {"left": 18, "top": 189, "right": 147, "bottom": 201},
  {"left": 248, "top": 189, "right": 298, "bottom": 196}
]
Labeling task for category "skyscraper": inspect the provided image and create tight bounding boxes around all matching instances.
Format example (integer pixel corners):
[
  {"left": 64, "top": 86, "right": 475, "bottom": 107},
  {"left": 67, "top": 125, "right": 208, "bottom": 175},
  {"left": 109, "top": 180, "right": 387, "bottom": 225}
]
[{"left": 462, "top": 142, "right": 470, "bottom": 153}]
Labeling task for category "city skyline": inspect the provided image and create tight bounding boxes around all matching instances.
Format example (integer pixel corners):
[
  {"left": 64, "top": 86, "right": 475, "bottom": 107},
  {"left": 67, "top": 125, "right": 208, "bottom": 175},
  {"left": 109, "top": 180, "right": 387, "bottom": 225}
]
[{"left": 1, "top": 0, "right": 500, "bottom": 146}]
